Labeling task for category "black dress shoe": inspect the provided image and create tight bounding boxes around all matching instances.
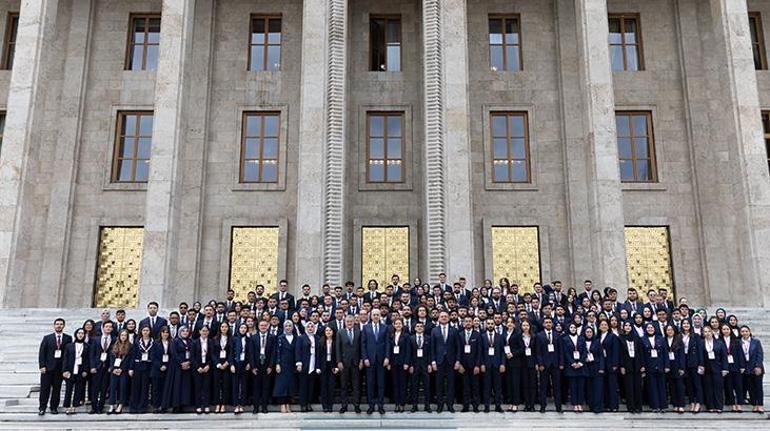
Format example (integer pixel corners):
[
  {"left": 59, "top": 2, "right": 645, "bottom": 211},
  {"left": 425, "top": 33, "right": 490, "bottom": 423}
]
[
  {"left": 339, "top": 406, "right": 347, "bottom": 414},
  {"left": 495, "top": 405, "right": 504, "bottom": 413},
  {"left": 447, "top": 406, "right": 455, "bottom": 413},
  {"left": 50, "top": 408, "right": 58, "bottom": 415},
  {"left": 307, "top": 406, "right": 314, "bottom": 412},
  {"left": 300, "top": 406, "right": 308, "bottom": 413},
  {"left": 262, "top": 406, "right": 268, "bottom": 414},
  {"left": 425, "top": 406, "right": 432, "bottom": 413},
  {"left": 253, "top": 407, "right": 259, "bottom": 414},
  {"left": 540, "top": 407, "right": 546, "bottom": 413},
  {"left": 367, "top": 406, "right": 374, "bottom": 415},
  {"left": 556, "top": 407, "right": 563, "bottom": 413},
  {"left": 354, "top": 405, "right": 361, "bottom": 414},
  {"left": 483, "top": 406, "right": 489, "bottom": 413},
  {"left": 410, "top": 405, "right": 418, "bottom": 413},
  {"left": 378, "top": 406, "right": 386, "bottom": 415},
  {"left": 475, "top": 405, "right": 481, "bottom": 413},
  {"left": 461, "top": 405, "right": 469, "bottom": 413},
  {"left": 38, "top": 410, "right": 45, "bottom": 416},
  {"left": 436, "top": 405, "right": 443, "bottom": 413}
]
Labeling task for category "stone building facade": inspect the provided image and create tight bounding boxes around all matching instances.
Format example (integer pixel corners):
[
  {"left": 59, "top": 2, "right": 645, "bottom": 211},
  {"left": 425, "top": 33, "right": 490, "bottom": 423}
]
[{"left": 0, "top": 0, "right": 768, "bottom": 309}]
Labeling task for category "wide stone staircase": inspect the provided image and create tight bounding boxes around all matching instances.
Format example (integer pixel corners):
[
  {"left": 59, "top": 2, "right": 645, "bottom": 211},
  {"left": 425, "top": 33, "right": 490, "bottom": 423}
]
[{"left": 0, "top": 307, "right": 768, "bottom": 416}]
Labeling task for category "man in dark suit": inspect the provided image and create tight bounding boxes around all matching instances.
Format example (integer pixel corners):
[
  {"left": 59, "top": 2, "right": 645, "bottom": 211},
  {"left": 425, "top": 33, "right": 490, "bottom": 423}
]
[
  {"left": 250, "top": 320, "right": 275, "bottom": 413},
  {"left": 194, "top": 305, "right": 218, "bottom": 338},
  {"left": 535, "top": 317, "right": 563, "bottom": 413},
  {"left": 224, "top": 289, "right": 237, "bottom": 311},
  {"left": 409, "top": 321, "right": 432, "bottom": 412},
  {"left": 89, "top": 321, "right": 115, "bottom": 413},
  {"left": 38, "top": 318, "right": 72, "bottom": 415},
  {"left": 457, "top": 316, "right": 481, "bottom": 412},
  {"left": 329, "top": 308, "right": 346, "bottom": 334},
  {"left": 361, "top": 309, "right": 388, "bottom": 414},
  {"left": 576, "top": 280, "right": 594, "bottom": 305},
  {"left": 430, "top": 310, "right": 460, "bottom": 413},
  {"left": 549, "top": 280, "right": 568, "bottom": 308},
  {"left": 295, "top": 322, "right": 321, "bottom": 412},
  {"left": 139, "top": 301, "right": 167, "bottom": 337},
  {"left": 623, "top": 287, "right": 644, "bottom": 315},
  {"left": 480, "top": 318, "right": 506, "bottom": 413},
  {"left": 335, "top": 315, "right": 362, "bottom": 413},
  {"left": 271, "top": 279, "right": 295, "bottom": 311}
]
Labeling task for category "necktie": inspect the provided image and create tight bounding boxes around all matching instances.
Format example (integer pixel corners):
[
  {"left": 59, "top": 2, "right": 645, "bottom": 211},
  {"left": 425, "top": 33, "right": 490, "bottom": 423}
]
[
  {"left": 103, "top": 336, "right": 108, "bottom": 351},
  {"left": 348, "top": 329, "right": 353, "bottom": 345},
  {"left": 466, "top": 331, "right": 470, "bottom": 343},
  {"left": 418, "top": 335, "right": 422, "bottom": 347},
  {"left": 442, "top": 326, "right": 447, "bottom": 342},
  {"left": 547, "top": 331, "right": 551, "bottom": 344},
  {"left": 374, "top": 324, "right": 378, "bottom": 338},
  {"left": 151, "top": 317, "right": 155, "bottom": 328},
  {"left": 56, "top": 335, "right": 61, "bottom": 349}
]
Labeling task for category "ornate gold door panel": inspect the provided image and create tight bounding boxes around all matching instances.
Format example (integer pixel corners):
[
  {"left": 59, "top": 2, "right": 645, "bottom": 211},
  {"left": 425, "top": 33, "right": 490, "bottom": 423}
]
[
  {"left": 491, "top": 226, "right": 540, "bottom": 293},
  {"left": 229, "top": 227, "right": 280, "bottom": 300},
  {"left": 361, "top": 226, "right": 409, "bottom": 289},
  {"left": 624, "top": 226, "right": 674, "bottom": 301},
  {"left": 94, "top": 227, "right": 144, "bottom": 308}
]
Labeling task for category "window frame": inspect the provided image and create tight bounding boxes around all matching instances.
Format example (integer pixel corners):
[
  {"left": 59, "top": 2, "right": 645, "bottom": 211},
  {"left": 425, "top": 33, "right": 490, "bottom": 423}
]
[
  {"left": 615, "top": 111, "right": 658, "bottom": 183},
  {"left": 239, "top": 111, "right": 282, "bottom": 184},
  {"left": 366, "top": 111, "right": 405, "bottom": 184},
  {"left": 489, "top": 111, "right": 532, "bottom": 184},
  {"left": 124, "top": 13, "right": 161, "bottom": 71},
  {"left": 112, "top": 111, "right": 154, "bottom": 183},
  {"left": 1, "top": 12, "right": 19, "bottom": 70},
  {"left": 369, "top": 15, "right": 402, "bottom": 72},
  {"left": 248, "top": 14, "right": 282, "bottom": 72},
  {"left": 608, "top": 13, "right": 644, "bottom": 72},
  {"left": 749, "top": 12, "right": 768, "bottom": 71},
  {"left": 488, "top": 14, "right": 522, "bottom": 72}
]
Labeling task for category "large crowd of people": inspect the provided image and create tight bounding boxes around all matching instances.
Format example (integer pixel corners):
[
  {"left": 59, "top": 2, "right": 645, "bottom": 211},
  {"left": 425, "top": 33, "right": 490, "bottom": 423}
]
[{"left": 37, "top": 275, "right": 765, "bottom": 416}]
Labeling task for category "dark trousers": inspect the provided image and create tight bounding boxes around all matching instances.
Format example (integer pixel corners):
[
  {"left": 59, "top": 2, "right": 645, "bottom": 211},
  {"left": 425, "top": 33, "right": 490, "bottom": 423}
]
[
  {"left": 365, "top": 364, "right": 385, "bottom": 408},
  {"left": 298, "top": 372, "right": 318, "bottom": 407},
  {"left": 192, "top": 371, "right": 212, "bottom": 408},
  {"left": 538, "top": 366, "right": 561, "bottom": 410},
  {"left": 461, "top": 371, "right": 479, "bottom": 407},
  {"left": 568, "top": 376, "right": 585, "bottom": 405},
  {"left": 213, "top": 368, "right": 231, "bottom": 405},
  {"left": 391, "top": 366, "right": 408, "bottom": 406},
  {"left": 604, "top": 372, "right": 619, "bottom": 410},
  {"left": 481, "top": 367, "right": 503, "bottom": 407},
  {"left": 320, "top": 368, "right": 336, "bottom": 410},
  {"left": 39, "top": 370, "right": 64, "bottom": 411},
  {"left": 410, "top": 368, "right": 431, "bottom": 407},
  {"left": 339, "top": 362, "right": 360, "bottom": 407},
  {"left": 435, "top": 362, "right": 455, "bottom": 408},
  {"left": 90, "top": 369, "right": 110, "bottom": 412},
  {"left": 521, "top": 368, "right": 536, "bottom": 409},
  {"left": 743, "top": 373, "right": 764, "bottom": 406},
  {"left": 668, "top": 374, "right": 685, "bottom": 408},
  {"left": 646, "top": 371, "right": 666, "bottom": 410},
  {"left": 724, "top": 370, "right": 744, "bottom": 405},
  {"left": 622, "top": 371, "right": 643, "bottom": 411},
  {"left": 252, "top": 369, "right": 272, "bottom": 409},
  {"left": 109, "top": 373, "right": 129, "bottom": 406},
  {"left": 151, "top": 374, "right": 166, "bottom": 409},
  {"left": 231, "top": 371, "right": 248, "bottom": 406},
  {"left": 505, "top": 365, "right": 521, "bottom": 405},
  {"left": 63, "top": 374, "right": 86, "bottom": 408},
  {"left": 129, "top": 369, "right": 151, "bottom": 411},
  {"left": 685, "top": 368, "right": 704, "bottom": 404},
  {"left": 587, "top": 374, "right": 603, "bottom": 412},
  {"left": 703, "top": 372, "right": 724, "bottom": 410}
]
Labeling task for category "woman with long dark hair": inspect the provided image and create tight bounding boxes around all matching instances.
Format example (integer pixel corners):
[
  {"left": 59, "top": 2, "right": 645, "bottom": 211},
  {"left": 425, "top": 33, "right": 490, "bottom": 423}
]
[
  {"left": 619, "top": 321, "right": 643, "bottom": 413},
  {"left": 701, "top": 326, "right": 727, "bottom": 413},
  {"left": 150, "top": 326, "right": 171, "bottom": 413},
  {"left": 108, "top": 329, "right": 132, "bottom": 414},
  {"left": 719, "top": 323, "right": 744, "bottom": 412},
  {"left": 680, "top": 319, "right": 704, "bottom": 413},
  {"left": 129, "top": 325, "right": 153, "bottom": 413},
  {"left": 739, "top": 325, "right": 764, "bottom": 413},
  {"left": 664, "top": 324, "right": 686, "bottom": 413},
  {"left": 162, "top": 325, "right": 193, "bottom": 412},
  {"left": 212, "top": 321, "right": 232, "bottom": 413},
  {"left": 230, "top": 323, "right": 250, "bottom": 414}
]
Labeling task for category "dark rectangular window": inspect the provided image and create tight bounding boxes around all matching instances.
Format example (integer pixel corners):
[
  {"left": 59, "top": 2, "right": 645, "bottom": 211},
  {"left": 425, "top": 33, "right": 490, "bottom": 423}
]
[
  {"left": 370, "top": 16, "right": 401, "bottom": 72},
  {"left": 491, "top": 112, "right": 530, "bottom": 183},
  {"left": 489, "top": 15, "right": 521, "bottom": 71},
  {"left": 249, "top": 16, "right": 281, "bottom": 71},
  {"left": 762, "top": 111, "right": 770, "bottom": 174},
  {"left": 749, "top": 12, "right": 767, "bottom": 70},
  {"left": 113, "top": 111, "right": 153, "bottom": 182},
  {"left": 1, "top": 12, "right": 19, "bottom": 70},
  {"left": 608, "top": 14, "right": 643, "bottom": 71},
  {"left": 367, "top": 112, "right": 403, "bottom": 183},
  {"left": 0, "top": 112, "right": 5, "bottom": 158},
  {"left": 616, "top": 111, "right": 657, "bottom": 182},
  {"left": 241, "top": 112, "right": 280, "bottom": 183},
  {"left": 126, "top": 14, "right": 161, "bottom": 71}
]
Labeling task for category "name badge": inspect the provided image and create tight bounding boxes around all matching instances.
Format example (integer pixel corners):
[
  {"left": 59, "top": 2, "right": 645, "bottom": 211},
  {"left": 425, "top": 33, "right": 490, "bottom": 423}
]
[
  {"left": 417, "top": 348, "right": 424, "bottom": 358},
  {"left": 603, "top": 349, "right": 607, "bottom": 358},
  {"left": 587, "top": 353, "right": 594, "bottom": 362},
  {"left": 707, "top": 351, "right": 715, "bottom": 360},
  {"left": 547, "top": 344, "right": 555, "bottom": 353},
  {"left": 727, "top": 354, "right": 734, "bottom": 364},
  {"left": 220, "top": 350, "right": 227, "bottom": 359},
  {"left": 100, "top": 352, "right": 107, "bottom": 362},
  {"left": 525, "top": 347, "right": 532, "bottom": 357},
  {"left": 75, "top": 357, "right": 82, "bottom": 366},
  {"left": 162, "top": 354, "right": 169, "bottom": 363},
  {"left": 504, "top": 346, "right": 511, "bottom": 355},
  {"left": 114, "top": 358, "right": 122, "bottom": 367},
  {"left": 744, "top": 353, "right": 750, "bottom": 362},
  {"left": 185, "top": 351, "right": 190, "bottom": 360},
  {"left": 327, "top": 353, "right": 332, "bottom": 361},
  {"left": 394, "top": 346, "right": 400, "bottom": 355},
  {"left": 573, "top": 351, "right": 580, "bottom": 360},
  {"left": 54, "top": 349, "right": 62, "bottom": 359},
  {"left": 668, "top": 352, "right": 675, "bottom": 361},
  {"left": 240, "top": 352, "right": 246, "bottom": 362},
  {"left": 464, "top": 344, "right": 471, "bottom": 354},
  {"left": 142, "top": 353, "right": 149, "bottom": 362},
  {"left": 488, "top": 347, "right": 495, "bottom": 356},
  {"left": 260, "top": 347, "right": 266, "bottom": 355},
  {"left": 651, "top": 349, "right": 658, "bottom": 358},
  {"left": 628, "top": 350, "right": 635, "bottom": 358}
]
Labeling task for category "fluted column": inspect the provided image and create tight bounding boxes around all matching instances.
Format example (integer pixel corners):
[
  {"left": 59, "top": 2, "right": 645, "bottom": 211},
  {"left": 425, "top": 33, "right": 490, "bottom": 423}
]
[
  {"left": 0, "top": 0, "right": 60, "bottom": 307},
  {"left": 139, "top": 0, "right": 197, "bottom": 307}
]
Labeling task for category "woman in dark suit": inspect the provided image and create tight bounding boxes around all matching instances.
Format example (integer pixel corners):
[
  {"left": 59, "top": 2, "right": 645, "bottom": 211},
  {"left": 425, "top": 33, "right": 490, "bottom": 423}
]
[
  {"left": 386, "top": 317, "right": 410, "bottom": 412},
  {"left": 129, "top": 325, "right": 154, "bottom": 413},
  {"left": 583, "top": 326, "right": 605, "bottom": 413},
  {"left": 62, "top": 328, "right": 89, "bottom": 414},
  {"left": 108, "top": 329, "right": 133, "bottom": 414},
  {"left": 562, "top": 323, "right": 586, "bottom": 413},
  {"left": 642, "top": 322, "right": 668, "bottom": 413},
  {"left": 212, "top": 321, "right": 232, "bottom": 413},
  {"left": 719, "top": 323, "right": 744, "bottom": 412},
  {"left": 273, "top": 320, "right": 298, "bottom": 413},
  {"left": 230, "top": 323, "right": 250, "bottom": 414},
  {"left": 191, "top": 325, "right": 214, "bottom": 414},
  {"left": 619, "top": 321, "right": 643, "bottom": 413},
  {"left": 680, "top": 319, "right": 704, "bottom": 413},
  {"left": 150, "top": 326, "right": 171, "bottom": 413},
  {"left": 318, "top": 325, "right": 338, "bottom": 413},
  {"left": 739, "top": 325, "right": 764, "bottom": 413},
  {"left": 598, "top": 320, "right": 620, "bottom": 412},
  {"left": 701, "top": 325, "right": 728, "bottom": 413},
  {"left": 664, "top": 324, "right": 686, "bottom": 413},
  {"left": 504, "top": 317, "right": 522, "bottom": 412},
  {"left": 518, "top": 320, "right": 537, "bottom": 412},
  {"left": 162, "top": 325, "right": 193, "bottom": 412}
]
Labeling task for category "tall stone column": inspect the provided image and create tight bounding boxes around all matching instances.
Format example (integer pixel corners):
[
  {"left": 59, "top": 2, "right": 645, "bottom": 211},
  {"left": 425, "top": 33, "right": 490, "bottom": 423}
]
[
  {"left": 422, "top": 0, "right": 475, "bottom": 284},
  {"left": 0, "top": 0, "right": 60, "bottom": 307},
  {"left": 139, "top": 0, "right": 197, "bottom": 308},
  {"left": 556, "top": 0, "right": 628, "bottom": 292}
]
